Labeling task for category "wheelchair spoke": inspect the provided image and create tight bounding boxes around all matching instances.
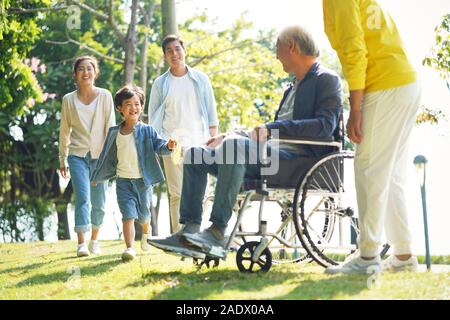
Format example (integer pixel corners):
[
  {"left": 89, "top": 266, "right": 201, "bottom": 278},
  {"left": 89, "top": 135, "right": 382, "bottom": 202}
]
[
  {"left": 317, "top": 170, "right": 334, "bottom": 193},
  {"left": 323, "top": 164, "right": 339, "bottom": 192},
  {"left": 309, "top": 178, "right": 322, "bottom": 191},
  {"left": 304, "top": 197, "right": 327, "bottom": 222},
  {"left": 256, "top": 260, "right": 266, "bottom": 268},
  {"left": 304, "top": 220, "right": 329, "bottom": 245},
  {"left": 350, "top": 219, "right": 359, "bottom": 237},
  {"left": 331, "top": 160, "right": 344, "bottom": 191}
]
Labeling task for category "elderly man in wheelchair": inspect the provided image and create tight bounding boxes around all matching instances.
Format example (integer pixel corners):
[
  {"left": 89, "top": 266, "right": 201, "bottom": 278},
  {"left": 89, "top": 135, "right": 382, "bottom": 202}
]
[{"left": 148, "top": 25, "right": 357, "bottom": 272}]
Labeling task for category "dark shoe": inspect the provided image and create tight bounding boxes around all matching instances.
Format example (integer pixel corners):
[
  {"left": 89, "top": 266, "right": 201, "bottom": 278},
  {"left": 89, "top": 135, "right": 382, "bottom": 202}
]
[
  {"left": 183, "top": 227, "right": 228, "bottom": 258},
  {"left": 148, "top": 233, "right": 206, "bottom": 259},
  {"left": 163, "top": 246, "right": 206, "bottom": 260},
  {"left": 147, "top": 224, "right": 200, "bottom": 253},
  {"left": 148, "top": 233, "right": 188, "bottom": 251}
]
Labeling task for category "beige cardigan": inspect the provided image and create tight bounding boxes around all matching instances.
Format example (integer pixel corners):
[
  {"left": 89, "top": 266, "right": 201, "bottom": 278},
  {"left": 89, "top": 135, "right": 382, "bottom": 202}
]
[{"left": 59, "top": 88, "right": 116, "bottom": 168}]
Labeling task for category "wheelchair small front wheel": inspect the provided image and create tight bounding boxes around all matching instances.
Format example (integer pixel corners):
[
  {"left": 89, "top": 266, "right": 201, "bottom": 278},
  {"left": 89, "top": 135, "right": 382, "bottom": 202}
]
[{"left": 236, "top": 241, "right": 272, "bottom": 273}]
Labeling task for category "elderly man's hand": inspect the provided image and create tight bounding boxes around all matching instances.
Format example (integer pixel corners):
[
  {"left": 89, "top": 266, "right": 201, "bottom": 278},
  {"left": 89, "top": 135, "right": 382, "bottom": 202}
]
[{"left": 250, "top": 124, "right": 270, "bottom": 142}]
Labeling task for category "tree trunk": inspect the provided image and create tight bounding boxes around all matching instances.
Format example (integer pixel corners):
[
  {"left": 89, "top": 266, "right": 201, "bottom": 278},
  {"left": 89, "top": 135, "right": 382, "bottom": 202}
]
[
  {"left": 162, "top": 0, "right": 178, "bottom": 36},
  {"left": 124, "top": 0, "right": 139, "bottom": 84},
  {"left": 139, "top": 1, "right": 156, "bottom": 94},
  {"left": 36, "top": 213, "right": 45, "bottom": 241}
]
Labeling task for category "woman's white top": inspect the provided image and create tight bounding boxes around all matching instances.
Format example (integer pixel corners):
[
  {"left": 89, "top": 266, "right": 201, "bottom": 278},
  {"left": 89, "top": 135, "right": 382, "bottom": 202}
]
[{"left": 74, "top": 95, "right": 98, "bottom": 133}]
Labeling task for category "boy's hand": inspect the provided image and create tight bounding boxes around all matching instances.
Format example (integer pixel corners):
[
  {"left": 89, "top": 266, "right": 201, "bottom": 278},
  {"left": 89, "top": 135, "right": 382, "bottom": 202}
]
[
  {"left": 91, "top": 181, "right": 97, "bottom": 187},
  {"left": 206, "top": 133, "right": 226, "bottom": 148},
  {"left": 167, "top": 139, "right": 177, "bottom": 151}
]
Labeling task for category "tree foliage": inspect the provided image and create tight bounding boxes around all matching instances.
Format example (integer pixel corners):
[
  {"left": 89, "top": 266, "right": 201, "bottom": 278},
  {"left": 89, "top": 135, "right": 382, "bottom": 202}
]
[
  {"left": 0, "top": 0, "right": 49, "bottom": 117},
  {"left": 420, "top": 13, "right": 450, "bottom": 125},
  {"left": 423, "top": 14, "right": 450, "bottom": 85},
  {"left": 0, "top": 0, "right": 58, "bottom": 241}
]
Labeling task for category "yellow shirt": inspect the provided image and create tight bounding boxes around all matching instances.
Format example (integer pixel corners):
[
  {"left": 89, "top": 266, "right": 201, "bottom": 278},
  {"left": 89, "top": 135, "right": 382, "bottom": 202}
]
[{"left": 323, "top": 0, "right": 417, "bottom": 92}]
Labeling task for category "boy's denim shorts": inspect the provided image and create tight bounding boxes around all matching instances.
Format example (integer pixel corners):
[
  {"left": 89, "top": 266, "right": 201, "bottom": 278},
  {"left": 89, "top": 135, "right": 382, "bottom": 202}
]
[{"left": 116, "top": 178, "right": 151, "bottom": 224}]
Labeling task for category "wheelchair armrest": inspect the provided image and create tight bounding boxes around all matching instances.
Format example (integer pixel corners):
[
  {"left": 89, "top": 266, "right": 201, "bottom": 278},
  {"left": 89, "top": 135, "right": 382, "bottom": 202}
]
[{"left": 269, "top": 136, "right": 341, "bottom": 148}]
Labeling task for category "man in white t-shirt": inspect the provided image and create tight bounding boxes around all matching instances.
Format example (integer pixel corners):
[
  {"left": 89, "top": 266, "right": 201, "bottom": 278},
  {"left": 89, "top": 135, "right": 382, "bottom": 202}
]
[{"left": 148, "top": 35, "right": 219, "bottom": 233}]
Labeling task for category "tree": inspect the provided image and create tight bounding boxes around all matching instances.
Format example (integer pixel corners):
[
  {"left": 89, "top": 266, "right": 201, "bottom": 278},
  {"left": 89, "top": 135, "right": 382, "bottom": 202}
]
[
  {"left": 420, "top": 13, "right": 450, "bottom": 125},
  {"left": 0, "top": 0, "right": 45, "bottom": 116},
  {"left": 423, "top": 14, "right": 450, "bottom": 85},
  {"left": 161, "top": 0, "right": 177, "bottom": 36},
  {"left": 0, "top": 0, "right": 57, "bottom": 241}
]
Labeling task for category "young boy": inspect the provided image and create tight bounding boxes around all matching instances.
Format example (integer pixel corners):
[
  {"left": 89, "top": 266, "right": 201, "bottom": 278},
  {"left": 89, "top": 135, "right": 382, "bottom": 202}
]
[{"left": 91, "top": 85, "right": 176, "bottom": 262}]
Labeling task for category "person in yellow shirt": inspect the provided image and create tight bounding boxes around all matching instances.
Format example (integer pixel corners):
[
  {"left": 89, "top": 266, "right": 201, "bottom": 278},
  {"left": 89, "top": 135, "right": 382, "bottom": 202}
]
[{"left": 323, "top": 0, "right": 422, "bottom": 274}]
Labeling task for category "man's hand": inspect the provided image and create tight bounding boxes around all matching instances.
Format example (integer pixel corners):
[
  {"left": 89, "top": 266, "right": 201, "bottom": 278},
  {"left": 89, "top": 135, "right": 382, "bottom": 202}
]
[
  {"left": 249, "top": 124, "right": 270, "bottom": 142},
  {"left": 346, "top": 109, "right": 363, "bottom": 144},
  {"left": 167, "top": 139, "right": 177, "bottom": 151},
  {"left": 60, "top": 167, "right": 69, "bottom": 179},
  {"left": 206, "top": 133, "right": 226, "bottom": 148}
]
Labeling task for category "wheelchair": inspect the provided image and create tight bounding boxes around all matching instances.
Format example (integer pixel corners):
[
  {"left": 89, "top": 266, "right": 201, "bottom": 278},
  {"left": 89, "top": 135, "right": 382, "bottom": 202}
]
[{"left": 186, "top": 126, "right": 389, "bottom": 272}]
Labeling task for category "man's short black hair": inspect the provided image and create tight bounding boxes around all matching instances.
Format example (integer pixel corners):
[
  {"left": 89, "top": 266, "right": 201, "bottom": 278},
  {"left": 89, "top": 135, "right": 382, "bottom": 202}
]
[
  {"left": 114, "top": 85, "right": 146, "bottom": 109},
  {"left": 161, "top": 34, "right": 185, "bottom": 54}
]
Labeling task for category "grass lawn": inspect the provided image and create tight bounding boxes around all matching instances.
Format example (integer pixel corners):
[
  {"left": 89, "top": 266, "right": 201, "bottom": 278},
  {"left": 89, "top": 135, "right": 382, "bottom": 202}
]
[{"left": 0, "top": 240, "right": 449, "bottom": 300}]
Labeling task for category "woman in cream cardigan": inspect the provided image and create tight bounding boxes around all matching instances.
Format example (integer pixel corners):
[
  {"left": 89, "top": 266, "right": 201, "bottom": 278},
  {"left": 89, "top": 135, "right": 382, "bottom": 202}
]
[{"left": 59, "top": 56, "right": 116, "bottom": 257}]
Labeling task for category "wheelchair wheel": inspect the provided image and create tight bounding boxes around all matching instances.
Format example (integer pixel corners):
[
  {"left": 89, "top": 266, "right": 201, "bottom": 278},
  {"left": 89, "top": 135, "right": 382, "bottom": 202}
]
[
  {"left": 236, "top": 241, "right": 272, "bottom": 273},
  {"left": 293, "top": 152, "right": 358, "bottom": 267}
]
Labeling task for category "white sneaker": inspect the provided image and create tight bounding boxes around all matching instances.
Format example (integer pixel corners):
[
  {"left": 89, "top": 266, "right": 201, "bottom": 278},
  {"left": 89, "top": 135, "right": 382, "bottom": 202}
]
[
  {"left": 382, "top": 255, "right": 418, "bottom": 272},
  {"left": 121, "top": 247, "right": 136, "bottom": 262},
  {"left": 325, "top": 255, "right": 381, "bottom": 275},
  {"left": 77, "top": 243, "right": 90, "bottom": 257},
  {"left": 88, "top": 240, "right": 102, "bottom": 254},
  {"left": 141, "top": 233, "right": 151, "bottom": 252}
]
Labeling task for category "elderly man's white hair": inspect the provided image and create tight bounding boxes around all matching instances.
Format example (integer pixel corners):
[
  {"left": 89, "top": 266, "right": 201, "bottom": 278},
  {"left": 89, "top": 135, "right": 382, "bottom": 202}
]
[{"left": 278, "top": 26, "right": 320, "bottom": 57}]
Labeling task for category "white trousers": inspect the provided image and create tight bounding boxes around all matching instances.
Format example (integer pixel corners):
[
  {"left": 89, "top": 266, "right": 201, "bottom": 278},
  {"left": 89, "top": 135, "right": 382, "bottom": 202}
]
[
  {"left": 162, "top": 155, "right": 183, "bottom": 233},
  {"left": 355, "top": 81, "right": 421, "bottom": 257}
]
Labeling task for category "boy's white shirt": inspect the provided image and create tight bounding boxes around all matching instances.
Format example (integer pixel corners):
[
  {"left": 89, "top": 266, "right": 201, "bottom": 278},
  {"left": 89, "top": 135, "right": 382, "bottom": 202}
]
[
  {"left": 161, "top": 72, "right": 205, "bottom": 147},
  {"left": 116, "top": 131, "right": 142, "bottom": 179},
  {"left": 59, "top": 88, "right": 116, "bottom": 168}
]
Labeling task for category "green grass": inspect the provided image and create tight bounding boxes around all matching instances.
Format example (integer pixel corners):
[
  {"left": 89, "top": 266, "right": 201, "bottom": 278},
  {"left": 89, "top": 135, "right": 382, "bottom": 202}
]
[{"left": 0, "top": 241, "right": 449, "bottom": 300}]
